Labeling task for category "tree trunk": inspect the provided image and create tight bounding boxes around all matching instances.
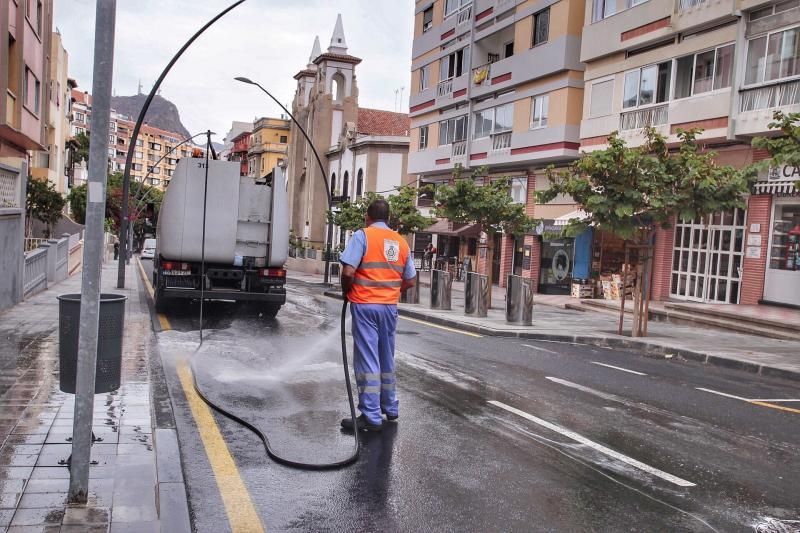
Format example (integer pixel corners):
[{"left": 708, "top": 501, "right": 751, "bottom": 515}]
[{"left": 485, "top": 233, "right": 495, "bottom": 310}]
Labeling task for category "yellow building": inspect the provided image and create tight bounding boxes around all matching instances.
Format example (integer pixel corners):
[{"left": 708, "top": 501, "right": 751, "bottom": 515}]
[{"left": 247, "top": 116, "right": 290, "bottom": 178}]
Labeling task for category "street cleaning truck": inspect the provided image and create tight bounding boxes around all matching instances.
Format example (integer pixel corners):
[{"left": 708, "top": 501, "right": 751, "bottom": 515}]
[{"left": 153, "top": 157, "right": 289, "bottom": 316}]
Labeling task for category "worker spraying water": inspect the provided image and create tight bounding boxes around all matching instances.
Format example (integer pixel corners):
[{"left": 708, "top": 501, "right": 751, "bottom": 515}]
[{"left": 339, "top": 199, "right": 417, "bottom": 432}]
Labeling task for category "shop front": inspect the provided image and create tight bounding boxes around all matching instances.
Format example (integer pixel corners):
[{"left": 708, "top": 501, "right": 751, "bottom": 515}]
[
  {"left": 534, "top": 221, "right": 593, "bottom": 295},
  {"left": 762, "top": 174, "right": 800, "bottom": 306}
]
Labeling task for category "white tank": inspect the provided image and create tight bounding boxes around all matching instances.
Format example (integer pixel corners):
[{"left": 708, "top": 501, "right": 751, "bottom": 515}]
[{"left": 156, "top": 158, "right": 288, "bottom": 267}]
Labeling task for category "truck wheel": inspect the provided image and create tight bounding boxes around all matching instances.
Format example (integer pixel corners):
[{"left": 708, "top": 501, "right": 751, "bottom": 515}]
[{"left": 261, "top": 304, "right": 280, "bottom": 318}]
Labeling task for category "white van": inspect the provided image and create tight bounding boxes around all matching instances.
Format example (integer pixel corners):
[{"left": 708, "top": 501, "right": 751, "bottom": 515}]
[{"left": 141, "top": 238, "right": 157, "bottom": 260}]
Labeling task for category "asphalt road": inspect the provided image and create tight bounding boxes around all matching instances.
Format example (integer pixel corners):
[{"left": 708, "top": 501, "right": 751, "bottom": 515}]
[{"left": 139, "top": 259, "right": 800, "bottom": 532}]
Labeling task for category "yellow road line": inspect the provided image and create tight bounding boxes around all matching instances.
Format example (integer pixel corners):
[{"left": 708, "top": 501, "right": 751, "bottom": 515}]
[
  {"left": 749, "top": 401, "right": 800, "bottom": 415},
  {"left": 400, "top": 316, "right": 483, "bottom": 338},
  {"left": 176, "top": 359, "right": 265, "bottom": 533},
  {"left": 135, "top": 258, "right": 171, "bottom": 331}
]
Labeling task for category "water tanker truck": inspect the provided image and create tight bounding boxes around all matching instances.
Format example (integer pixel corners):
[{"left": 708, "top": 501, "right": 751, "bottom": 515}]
[{"left": 153, "top": 157, "right": 289, "bottom": 317}]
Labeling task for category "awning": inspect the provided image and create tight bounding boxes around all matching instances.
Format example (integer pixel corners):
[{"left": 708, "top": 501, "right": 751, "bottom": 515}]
[
  {"left": 532, "top": 203, "right": 580, "bottom": 220},
  {"left": 424, "top": 219, "right": 481, "bottom": 237},
  {"left": 554, "top": 209, "right": 589, "bottom": 226}
]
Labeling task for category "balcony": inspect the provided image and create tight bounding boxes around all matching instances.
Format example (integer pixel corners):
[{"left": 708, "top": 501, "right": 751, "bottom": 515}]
[
  {"left": 437, "top": 78, "right": 454, "bottom": 98},
  {"left": 472, "top": 64, "right": 491, "bottom": 87},
  {"left": 456, "top": 4, "right": 472, "bottom": 27},
  {"left": 678, "top": 0, "right": 708, "bottom": 9},
  {"left": 490, "top": 132, "right": 511, "bottom": 156},
  {"left": 619, "top": 104, "right": 669, "bottom": 131},
  {"left": 737, "top": 79, "right": 800, "bottom": 136}
]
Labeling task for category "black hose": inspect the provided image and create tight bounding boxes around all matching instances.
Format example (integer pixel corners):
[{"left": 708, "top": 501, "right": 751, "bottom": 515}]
[{"left": 190, "top": 298, "right": 360, "bottom": 469}]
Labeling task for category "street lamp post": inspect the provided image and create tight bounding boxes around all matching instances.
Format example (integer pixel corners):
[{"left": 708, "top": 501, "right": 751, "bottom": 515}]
[{"left": 233, "top": 76, "right": 334, "bottom": 286}]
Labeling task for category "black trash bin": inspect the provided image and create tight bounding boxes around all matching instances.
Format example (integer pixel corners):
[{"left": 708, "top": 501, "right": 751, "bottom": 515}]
[{"left": 57, "top": 293, "right": 126, "bottom": 394}]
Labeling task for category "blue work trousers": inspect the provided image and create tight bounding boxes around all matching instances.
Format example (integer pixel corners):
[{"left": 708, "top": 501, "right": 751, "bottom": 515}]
[{"left": 350, "top": 303, "right": 399, "bottom": 425}]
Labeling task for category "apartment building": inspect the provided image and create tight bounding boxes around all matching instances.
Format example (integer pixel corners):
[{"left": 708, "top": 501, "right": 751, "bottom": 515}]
[
  {"left": 30, "top": 30, "right": 73, "bottom": 193},
  {"left": 228, "top": 130, "right": 251, "bottom": 176},
  {"left": 1, "top": 0, "right": 52, "bottom": 163},
  {"left": 579, "top": 0, "right": 800, "bottom": 307},
  {"left": 247, "top": 116, "right": 290, "bottom": 178},
  {"left": 409, "top": 0, "right": 586, "bottom": 291}
]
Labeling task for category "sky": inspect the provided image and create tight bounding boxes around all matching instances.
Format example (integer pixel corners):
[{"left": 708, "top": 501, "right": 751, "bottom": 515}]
[{"left": 54, "top": 0, "right": 414, "bottom": 141}]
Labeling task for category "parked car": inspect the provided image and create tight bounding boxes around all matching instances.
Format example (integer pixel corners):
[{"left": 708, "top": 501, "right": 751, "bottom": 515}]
[{"left": 141, "top": 238, "right": 157, "bottom": 260}]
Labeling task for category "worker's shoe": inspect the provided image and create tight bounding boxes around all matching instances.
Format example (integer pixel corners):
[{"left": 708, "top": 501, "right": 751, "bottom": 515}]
[
  {"left": 381, "top": 409, "right": 398, "bottom": 422},
  {"left": 340, "top": 414, "right": 383, "bottom": 432}
]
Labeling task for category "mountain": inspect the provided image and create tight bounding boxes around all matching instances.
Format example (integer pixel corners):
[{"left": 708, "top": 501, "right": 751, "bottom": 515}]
[{"left": 111, "top": 94, "right": 191, "bottom": 138}]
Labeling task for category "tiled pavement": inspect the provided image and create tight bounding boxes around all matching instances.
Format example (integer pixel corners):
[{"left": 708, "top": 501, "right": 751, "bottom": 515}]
[{"left": 0, "top": 262, "right": 190, "bottom": 532}]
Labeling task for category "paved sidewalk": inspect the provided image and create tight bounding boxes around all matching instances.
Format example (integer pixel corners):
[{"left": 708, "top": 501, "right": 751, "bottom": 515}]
[
  {"left": 297, "top": 269, "right": 800, "bottom": 382},
  {"left": 0, "top": 262, "right": 190, "bottom": 532}
]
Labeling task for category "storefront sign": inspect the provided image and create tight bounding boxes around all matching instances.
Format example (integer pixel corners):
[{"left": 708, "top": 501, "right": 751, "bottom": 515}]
[
  {"left": 747, "top": 234, "right": 762, "bottom": 247},
  {"left": 746, "top": 246, "right": 761, "bottom": 259},
  {"left": 552, "top": 249, "right": 570, "bottom": 281}
]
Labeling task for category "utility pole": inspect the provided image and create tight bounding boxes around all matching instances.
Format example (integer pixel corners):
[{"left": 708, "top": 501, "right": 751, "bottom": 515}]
[{"left": 69, "top": 0, "right": 116, "bottom": 504}]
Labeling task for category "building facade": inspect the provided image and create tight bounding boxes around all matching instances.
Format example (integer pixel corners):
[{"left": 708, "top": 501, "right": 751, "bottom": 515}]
[
  {"left": 286, "top": 15, "right": 412, "bottom": 276},
  {"left": 409, "top": 0, "right": 585, "bottom": 290},
  {"left": 228, "top": 130, "right": 251, "bottom": 177},
  {"left": 580, "top": 0, "right": 800, "bottom": 307},
  {"left": 247, "top": 116, "right": 290, "bottom": 179}
]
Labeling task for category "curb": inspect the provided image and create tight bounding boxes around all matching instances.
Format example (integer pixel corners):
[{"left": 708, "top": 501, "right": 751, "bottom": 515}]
[{"left": 322, "top": 290, "right": 800, "bottom": 383}]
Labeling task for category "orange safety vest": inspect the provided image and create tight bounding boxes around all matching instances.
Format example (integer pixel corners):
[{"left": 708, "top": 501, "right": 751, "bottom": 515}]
[{"left": 349, "top": 226, "right": 410, "bottom": 304}]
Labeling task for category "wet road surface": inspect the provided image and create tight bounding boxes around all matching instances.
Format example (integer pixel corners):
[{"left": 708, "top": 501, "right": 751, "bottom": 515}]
[{"left": 140, "top": 260, "right": 800, "bottom": 532}]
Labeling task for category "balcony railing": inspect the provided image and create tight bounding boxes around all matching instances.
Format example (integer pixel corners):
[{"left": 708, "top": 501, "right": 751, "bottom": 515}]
[
  {"left": 740, "top": 79, "right": 800, "bottom": 113},
  {"left": 472, "top": 64, "right": 491, "bottom": 86},
  {"left": 437, "top": 78, "right": 454, "bottom": 98},
  {"left": 490, "top": 131, "right": 512, "bottom": 155},
  {"left": 456, "top": 5, "right": 472, "bottom": 26},
  {"left": 452, "top": 140, "right": 467, "bottom": 160},
  {"left": 619, "top": 104, "right": 669, "bottom": 130},
  {"left": 678, "top": 0, "right": 707, "bottom": 10}
]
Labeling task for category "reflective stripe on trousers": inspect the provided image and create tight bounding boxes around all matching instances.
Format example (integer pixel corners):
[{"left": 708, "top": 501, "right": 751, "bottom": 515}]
[{"left": 350, "top": 303, "right": 399, "bottom": 425}]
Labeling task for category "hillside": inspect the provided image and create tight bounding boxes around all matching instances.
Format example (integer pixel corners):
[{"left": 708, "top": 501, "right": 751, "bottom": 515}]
[{"left": 111, "top": 94, "right": 191, "bottom": 138}]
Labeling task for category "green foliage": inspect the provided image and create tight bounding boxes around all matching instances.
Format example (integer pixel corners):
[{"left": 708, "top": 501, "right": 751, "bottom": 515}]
[
  {"left": 750, "top": 110, "right": 800, "bottom": 188},
  {"left": 433, "top": 167, "right": 538, "bottom": 236},
  {"left": 538, "top": 128, "right": 754, "bottom": 242},
  {"left": 67, "top": 183, "right": 87, "bottom": 224},
  {"left": 74, "top": 132, "right": 90, "bottom": 164},
  {"left": 26, "top": 178, "right": 66, "bottom": 237},
  {"left": 329, "top": 185, "right": 435, "bottom": 235}
]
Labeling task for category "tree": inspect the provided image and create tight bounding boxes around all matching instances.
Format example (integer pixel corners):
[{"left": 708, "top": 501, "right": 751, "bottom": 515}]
[
  {"left": 749, "top": 110, "right": 800, "bottom": 188},
  {"left": 434, "top": 167, "right": 538, "bottom": 307},
  {"left": 539, "top": 128, "right": 754, "bottom": 336},
  {"left": 74, "top": 132, "right": 90, "bottom": 164},
  {"left": 67, "top": 183, "right": 87, "bottom": 224},
  {"left": 329, "top": 185, "right": 435, "bottom": 235},
  {"left": 26, "top": 178, "right": 66, "bottom": 238}
]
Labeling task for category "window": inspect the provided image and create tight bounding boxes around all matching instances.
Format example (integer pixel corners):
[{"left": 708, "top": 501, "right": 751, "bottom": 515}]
[
  {"left": 745, "top": 28, "right": 800, "bottom": 85},
  {"left": 444, "top": 0, "right": 471, "bottom": 17},
  {"left": 590, "top": 79, "right": 614, "bottom": 117},
  {"left": 150, "top": 142, "right": 161, "bottom": 151},
  {"left": 769, "top": 203, "right": 800, "bottom": 271},
  {"left": 440, "top": 48, "right": 470, "bottom": 80},
  {"left": 504, "top": 41, "right": 514, "bottom": 59},
  {"left": 280, "top": 135, "right": 288, "bottom": 143},
  {"left": 511, "top": 178, "right": 527, "bottom": 204},
  {"left": 423, "top": 6, "right": 433, "bottom": 32},
  {"left": 674, "top": 44, "right": 734, "bottom": 99},
  {"left": 420, "top": 65, "right": 430, "bottom": 91},
  {"left": 623, "top": 61, "right": 671, "bottom": 108},
  {"left": 531, "top": 94, "right": 549, "bottom": 129},
  {"left": 439, "top": 115, "right": 468, "bottom": 145},
  {"left": 419, "top": 125, "right": 429, "bottom": 149},
  {"left": 342, "top": 171, "right": 349, "bottom": 198},
  {"left": 473, "top": 103, "right": 513, "bottom": 139},
  {"left": 356, "top": 169, "right": 364, "bottom": 197},
  {"left": 75, "top": 112, "right": 85, "bottom": 123},
  {"left": 751, "top": 1, "right": 800, "bottom": 20},
  {"left": 592, "top": 0, "right": 616, "bottom": 22},
  {"left": 109, "top": 134, "right": 114, "bottom": 142},
  {"left": 331, "top": 173, "right": 337, "bottom": 195},
  {"left": 109, "top": 122, "right": 116, "bottom": 132},
  {"left": 36, "top": 0, "right": 42, "bottom": 34},
  {"left": 627, "top": 0, "right": 648, "bottom": 7},
  {"left": 135, "top": 139, "right": 143, "bottom": 147},
  {"left": 533, "top": 9, "right": 549, "bottom": 46},
  {"left": 134, "top": 151, "right": 143, "bottom": 159}
]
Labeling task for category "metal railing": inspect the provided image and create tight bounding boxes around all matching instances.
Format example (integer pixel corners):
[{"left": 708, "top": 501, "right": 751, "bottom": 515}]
[
  {"left": 740, "top": 79, "right": 800, "bottom": 113},
  {"left": 491, "top": 131, "right": 512, "bottom": 155},
  {"left": 452, "top": 140, "right": 467, "bottom": 159},
  {"left": 0, "top": 165, "right": 21, "bottom": 208},
  {"left": 678, "top": 0, "right": 707, "bottom": 9},
  {"left": 437, "top": 78, "right": 454, "bottom": 98},
  {"left": 456, "top": 4, "right": 472, "bottom": 25},
  {"left": 619, "top": 104, "right": 669, "bottom": 130},
  {"left": 23, "top": 247, "right": 48, "bottom": 299},
  {"left": 472, "top": 64, "right": 491, "bottom": 86}
]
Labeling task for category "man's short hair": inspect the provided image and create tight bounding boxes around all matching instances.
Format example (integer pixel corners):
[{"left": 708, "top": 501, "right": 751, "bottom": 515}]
[{"left": 367, "top": 199, "right": 390, "bottom": 222}]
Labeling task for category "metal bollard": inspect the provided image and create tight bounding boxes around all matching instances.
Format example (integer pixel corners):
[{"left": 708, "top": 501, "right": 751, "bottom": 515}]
[
  {"left": 430, "top": 269, "right": 452, "bottom": 310},
  {"left": 506, "top": 274, "right": 533, "bottom": 325},
  {"left": 400, "top": 271, "right": 420, "bottom": 304},
  {"left": 464, "top": 272, "right": 488, "bottom": 317}
]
